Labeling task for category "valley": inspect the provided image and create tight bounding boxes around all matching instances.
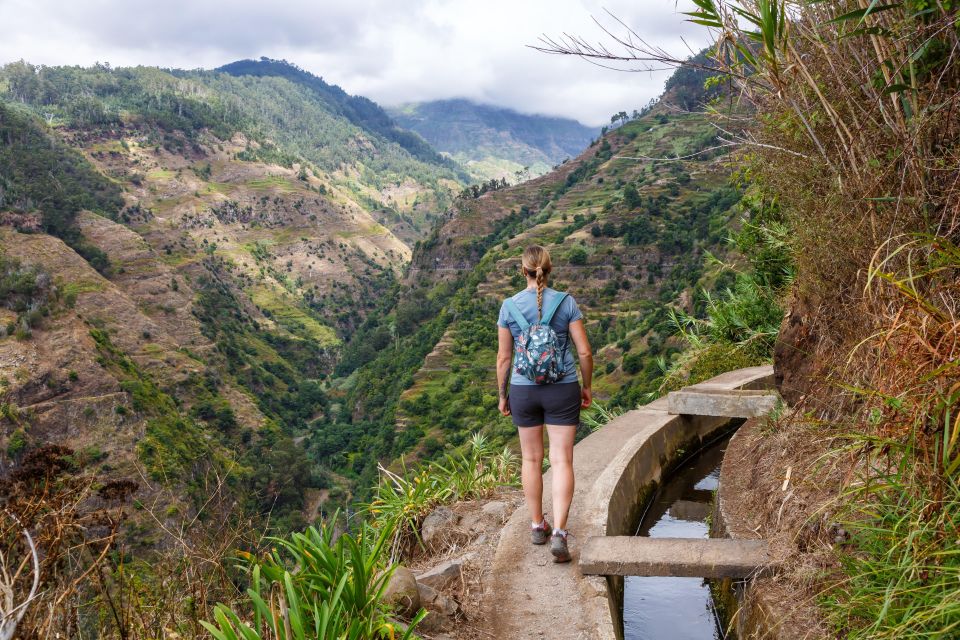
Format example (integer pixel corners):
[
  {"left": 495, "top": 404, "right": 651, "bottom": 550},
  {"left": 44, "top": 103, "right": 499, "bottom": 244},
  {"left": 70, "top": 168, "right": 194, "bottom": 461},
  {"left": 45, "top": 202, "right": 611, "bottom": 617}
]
[
  {"left": 4, "top": 4, "right": 957, "bottom": 639},
  {"left": 0, "top": 56, "right": 749, "bottom": 521},
  {"left": 389, "top": 98, "right": 598, "bottom": 181}
]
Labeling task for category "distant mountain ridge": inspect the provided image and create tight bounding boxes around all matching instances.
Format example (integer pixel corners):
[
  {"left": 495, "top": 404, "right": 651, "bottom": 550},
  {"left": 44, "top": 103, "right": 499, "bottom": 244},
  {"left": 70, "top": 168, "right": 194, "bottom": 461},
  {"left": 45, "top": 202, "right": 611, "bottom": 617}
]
[
  {"left": 388, "top": 99, "right": 598, "bottom": 181},
  {"left": 217, "top": 57, "right": 465, "bottom": 177}
]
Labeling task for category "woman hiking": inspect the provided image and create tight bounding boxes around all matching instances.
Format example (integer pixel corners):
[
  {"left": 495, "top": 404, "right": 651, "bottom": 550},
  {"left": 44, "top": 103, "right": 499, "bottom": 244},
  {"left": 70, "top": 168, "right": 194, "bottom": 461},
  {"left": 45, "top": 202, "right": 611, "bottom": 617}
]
[{"left": 496, "top": 244, "right": 593, "bottom": 563}]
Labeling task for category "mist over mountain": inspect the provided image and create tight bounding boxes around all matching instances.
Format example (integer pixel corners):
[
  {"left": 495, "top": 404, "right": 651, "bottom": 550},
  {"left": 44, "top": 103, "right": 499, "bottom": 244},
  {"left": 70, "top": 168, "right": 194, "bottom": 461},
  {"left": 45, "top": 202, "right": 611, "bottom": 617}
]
[{"left": 389, "top": 98, "right": 598, "bottom": 181}]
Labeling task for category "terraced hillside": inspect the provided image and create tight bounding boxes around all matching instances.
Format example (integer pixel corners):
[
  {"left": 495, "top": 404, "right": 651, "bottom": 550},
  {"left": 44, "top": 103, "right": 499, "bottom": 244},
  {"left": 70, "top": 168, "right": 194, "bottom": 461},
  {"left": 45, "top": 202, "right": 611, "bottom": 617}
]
[
  {"left": 0, "top": 61, "right": 467, "bottom": 526},
  {"left": 338, "top": 110, "right": 744, "bottom": 465},
  {"left": 1, "top": 58, "right": 743, "bottom": 513}
]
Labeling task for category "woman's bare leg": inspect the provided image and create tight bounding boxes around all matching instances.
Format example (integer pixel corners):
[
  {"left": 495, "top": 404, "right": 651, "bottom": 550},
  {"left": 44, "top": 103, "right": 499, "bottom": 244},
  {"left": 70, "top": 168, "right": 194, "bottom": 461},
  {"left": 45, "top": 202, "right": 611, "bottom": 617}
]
[
  {"left": 546, "top": 424, "right": 576, "bottom": 530},
  {"left": 517, "top": 425, "right": 545, "bottom": 524}
]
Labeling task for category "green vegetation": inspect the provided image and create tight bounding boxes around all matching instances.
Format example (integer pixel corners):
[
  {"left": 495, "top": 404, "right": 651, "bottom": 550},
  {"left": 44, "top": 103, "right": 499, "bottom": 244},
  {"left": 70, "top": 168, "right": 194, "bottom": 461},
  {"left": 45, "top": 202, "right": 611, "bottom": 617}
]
[
  {"left": 825, "top": 458, "right": 960, "bottom": 638},
  {"left": 650, "top": 185, "right": 792, "bottom": 395},
  {"left": 0, "top": 59, "right": 462, "bottom": 237},
  {"left": 0, "top": 101, "right": 122, "bottom": 271},
  {"left": 219, "top": 57, "right": 458, "bottom": 174},
  {"left": 88, "top": 327, "right": 217, "bottom": 478},
  {"left": 0, "top": 251, "right": 58, "bottom": 339},
  {"left": 818, "top": 237, "right": 960, "bottom": 639},
  {"left": 386, "top": 112, "right": 747, "bottom": 457},
  {"left": 389, "top": 98, "right": 597, "bottom": 181},
  {"left": 680, "top": 0, "right": 960, "bottom": 635},
  {"left": 203, "top": 433, "right": 518, "bottom": 639},
  {"left": 365, "top": 433, "right": 518, "bottom": 557},
  {"left": 249, "top": 285, "right": 340, "bottom": 349},
  {"left": 193, "top": 258, "right": 331, "bottom": 431},
  {"left": 203, "top": 519, "right": 423, "bottom": 640}
]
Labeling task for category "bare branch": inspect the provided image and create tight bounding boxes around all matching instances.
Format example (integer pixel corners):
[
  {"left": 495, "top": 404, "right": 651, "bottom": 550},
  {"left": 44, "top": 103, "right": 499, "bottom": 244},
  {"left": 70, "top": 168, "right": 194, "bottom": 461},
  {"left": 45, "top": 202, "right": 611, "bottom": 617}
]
[{"left": 0, "top": 515, "right": 40, "bottom": 640}]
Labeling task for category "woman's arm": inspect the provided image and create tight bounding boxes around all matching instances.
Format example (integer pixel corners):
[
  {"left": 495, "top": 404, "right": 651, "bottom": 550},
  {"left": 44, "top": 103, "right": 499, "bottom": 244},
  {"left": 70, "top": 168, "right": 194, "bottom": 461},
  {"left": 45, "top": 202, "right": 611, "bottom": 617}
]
[
  {"left": 497, "top": 326, "right": 514, "bottom": 416},
  {"left": 568, "top": 319, "right": 593, "bottom": 408}
]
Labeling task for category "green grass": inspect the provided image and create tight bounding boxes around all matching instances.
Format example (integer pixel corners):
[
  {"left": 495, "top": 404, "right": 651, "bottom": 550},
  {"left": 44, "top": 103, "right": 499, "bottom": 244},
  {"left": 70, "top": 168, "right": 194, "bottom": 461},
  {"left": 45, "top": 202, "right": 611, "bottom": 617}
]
[
  {"left": 246, "top": 175, "right": 297, "bottom": 193},
  {"left": 335, "top": 223, "right": 388, "bottom": 239},
  {"left": 250, "top": 285, "right": 340, "bottom": 348},
  {"left": 822, "top": 448, "right": 960, "bottom": 639},
  {"left": 204, "top": 181, "right": 234, "bottom": 195},
  {"left": 146, "top": 168, "right": 176, "bottom": 181},
  {"left": 61, "top": 279, "right": 105, "bottom": 297}
]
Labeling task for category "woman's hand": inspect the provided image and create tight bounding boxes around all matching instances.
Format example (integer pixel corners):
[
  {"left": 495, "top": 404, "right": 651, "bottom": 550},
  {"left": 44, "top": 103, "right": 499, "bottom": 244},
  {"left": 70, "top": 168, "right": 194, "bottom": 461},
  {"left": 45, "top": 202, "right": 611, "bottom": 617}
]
[
  {"left": 499, "top": 395, "right": 511, "bottom": 416},
  {"left": 581, "top": 387, "right": 592, "bottom": 409}
]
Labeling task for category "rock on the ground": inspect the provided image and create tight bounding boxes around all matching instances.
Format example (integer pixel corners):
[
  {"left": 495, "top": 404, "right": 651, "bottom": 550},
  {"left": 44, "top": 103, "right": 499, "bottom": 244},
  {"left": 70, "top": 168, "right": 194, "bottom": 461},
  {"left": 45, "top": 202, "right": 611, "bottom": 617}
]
[
  {"left": 383, "top": 566, "right": 420, "bottom": 618},
  {"left": 417, "top": 582, "right": 462, "bottom": 618},
  {"left": 421, "top": 506, "right": 459, "bottom": 545},
  {"left": 481, "top": 500, "right": 508, "bottom": 521},
  {"left": 416, "top": 554, "right": 471, "bottom": 589}
]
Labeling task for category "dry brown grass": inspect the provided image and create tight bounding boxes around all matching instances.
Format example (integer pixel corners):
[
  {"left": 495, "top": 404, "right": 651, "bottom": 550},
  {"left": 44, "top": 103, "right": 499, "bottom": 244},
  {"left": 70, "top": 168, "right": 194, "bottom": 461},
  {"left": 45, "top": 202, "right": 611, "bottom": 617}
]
[{"left": 0, "top": 446, "right": 265, "bottom": 639}]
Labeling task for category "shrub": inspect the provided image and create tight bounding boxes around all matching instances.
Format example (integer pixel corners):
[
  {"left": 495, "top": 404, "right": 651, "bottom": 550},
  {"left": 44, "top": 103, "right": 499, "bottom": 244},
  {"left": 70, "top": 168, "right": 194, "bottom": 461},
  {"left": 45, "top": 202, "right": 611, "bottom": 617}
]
[{"left": 568, "top": 247, "right": 588, "bottom": 265}]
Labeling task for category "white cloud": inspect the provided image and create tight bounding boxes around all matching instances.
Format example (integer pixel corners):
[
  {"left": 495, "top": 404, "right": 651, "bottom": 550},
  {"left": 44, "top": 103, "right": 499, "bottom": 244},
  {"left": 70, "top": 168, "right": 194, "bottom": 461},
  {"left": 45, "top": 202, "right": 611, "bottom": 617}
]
[{"left": 0, "top": 0, "right": 712, "bottom": 126}]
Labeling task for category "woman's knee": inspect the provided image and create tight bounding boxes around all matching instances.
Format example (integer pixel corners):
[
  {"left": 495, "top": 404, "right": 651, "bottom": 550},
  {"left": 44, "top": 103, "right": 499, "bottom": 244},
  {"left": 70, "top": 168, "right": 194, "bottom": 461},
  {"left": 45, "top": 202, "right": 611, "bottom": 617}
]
[{"left": 521, "top": 450, "right": 544, "bottom": 465}]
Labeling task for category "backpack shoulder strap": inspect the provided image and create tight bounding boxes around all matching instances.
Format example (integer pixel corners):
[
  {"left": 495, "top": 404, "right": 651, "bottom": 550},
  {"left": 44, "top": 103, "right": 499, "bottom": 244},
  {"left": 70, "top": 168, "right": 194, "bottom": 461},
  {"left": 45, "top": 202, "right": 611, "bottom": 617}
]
[
  {"left": 503, "top": 298, "right": 530, "bottom": 331},
  {"left": 540, "top": 292, "right": 569, "bottom": 326}
]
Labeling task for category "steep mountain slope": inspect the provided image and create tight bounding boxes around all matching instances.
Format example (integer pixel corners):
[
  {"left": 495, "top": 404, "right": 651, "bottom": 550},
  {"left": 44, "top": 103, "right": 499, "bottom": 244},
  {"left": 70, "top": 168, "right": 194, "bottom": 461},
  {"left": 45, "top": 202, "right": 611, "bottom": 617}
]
[
  {"left": 0, "top": 59, "right": 469, "bottom": 526},
  {"left": 1, "top": 61, "right": 461, "bottom": 242},
  {"left": 1, "top": 56, "right": 739, "bottom": 514},
  {"left": 389, "top": 99, "right": 598, "bottom": 181},
  {"left": 327, "top": 109, "right": 741, "bottom": 471},
  {"left": 217, "top": 58, "right": 462, "bottom": 175}
]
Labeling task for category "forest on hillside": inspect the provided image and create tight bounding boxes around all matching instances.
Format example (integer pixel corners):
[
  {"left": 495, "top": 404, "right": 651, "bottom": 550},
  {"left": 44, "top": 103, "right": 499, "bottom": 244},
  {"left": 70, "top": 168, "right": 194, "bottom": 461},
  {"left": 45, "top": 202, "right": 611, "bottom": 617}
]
[
  {"left": 0, "top": 47, "right": 766, "bottom": 637},
  {"left": 2, "top": 0, "right": 959, "bottom": 637}
]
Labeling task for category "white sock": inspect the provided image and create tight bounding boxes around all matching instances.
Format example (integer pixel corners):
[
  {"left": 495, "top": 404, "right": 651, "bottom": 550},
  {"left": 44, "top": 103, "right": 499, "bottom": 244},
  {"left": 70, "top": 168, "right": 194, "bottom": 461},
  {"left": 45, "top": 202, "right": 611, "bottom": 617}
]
[
  {"left": 553, "top": 527, "right": 568, "bottom": 537},
  {"left": 532, "top": 519, "right": 546, "bottom": 529}
]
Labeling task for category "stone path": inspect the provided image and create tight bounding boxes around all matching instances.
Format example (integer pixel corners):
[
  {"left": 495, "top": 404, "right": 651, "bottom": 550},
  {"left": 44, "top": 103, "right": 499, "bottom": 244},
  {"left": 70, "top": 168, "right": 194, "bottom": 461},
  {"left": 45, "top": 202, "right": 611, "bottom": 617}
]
[{"left": 486, "top": 366, "right": 776, "bottom": 639}]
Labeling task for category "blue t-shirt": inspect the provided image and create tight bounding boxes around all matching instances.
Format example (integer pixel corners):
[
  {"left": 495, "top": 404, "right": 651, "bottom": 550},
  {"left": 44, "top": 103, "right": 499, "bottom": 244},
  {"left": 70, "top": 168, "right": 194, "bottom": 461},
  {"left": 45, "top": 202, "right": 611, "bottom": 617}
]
[{"left": 497, "top": 287, "right": 583, "bottom": 386}]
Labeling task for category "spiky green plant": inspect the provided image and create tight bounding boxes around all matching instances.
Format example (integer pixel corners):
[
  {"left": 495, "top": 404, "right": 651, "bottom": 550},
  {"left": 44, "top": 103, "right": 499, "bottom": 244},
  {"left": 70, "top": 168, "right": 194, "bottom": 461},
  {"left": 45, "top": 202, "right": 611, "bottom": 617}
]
[
  {"left": 363, "top": 433, "right": 518, "bottom": 558},
  {"left": 201, "top": 517, "right": 425, "bottom": 640},
  {"left": 581, "top": 402, "right": 625, "bottom": 432}
]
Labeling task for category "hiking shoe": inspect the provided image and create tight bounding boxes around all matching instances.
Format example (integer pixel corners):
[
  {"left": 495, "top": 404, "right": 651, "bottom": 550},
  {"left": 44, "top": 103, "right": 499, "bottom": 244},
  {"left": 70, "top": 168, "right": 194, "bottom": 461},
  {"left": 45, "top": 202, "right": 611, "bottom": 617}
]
[
  {"left": 550, "top": 529, "right": 571, "bottom": 563},
  {"left": 531, "top": 519, "right": 552, "bottom": 545}
]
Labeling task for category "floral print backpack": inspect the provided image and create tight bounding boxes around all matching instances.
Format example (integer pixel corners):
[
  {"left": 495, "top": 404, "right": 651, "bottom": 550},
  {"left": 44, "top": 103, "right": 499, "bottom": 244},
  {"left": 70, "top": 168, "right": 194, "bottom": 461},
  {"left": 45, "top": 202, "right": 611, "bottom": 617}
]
[{"left": 503, "top": 293, "right": 569, "bottom": 384}]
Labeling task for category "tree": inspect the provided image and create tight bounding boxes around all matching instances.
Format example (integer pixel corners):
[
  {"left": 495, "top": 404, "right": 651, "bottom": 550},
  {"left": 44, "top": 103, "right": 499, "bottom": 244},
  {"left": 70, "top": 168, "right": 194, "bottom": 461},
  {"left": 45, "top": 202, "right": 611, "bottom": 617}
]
[{"left": 610, "top": 110, "right": 629, "bottom": 127}]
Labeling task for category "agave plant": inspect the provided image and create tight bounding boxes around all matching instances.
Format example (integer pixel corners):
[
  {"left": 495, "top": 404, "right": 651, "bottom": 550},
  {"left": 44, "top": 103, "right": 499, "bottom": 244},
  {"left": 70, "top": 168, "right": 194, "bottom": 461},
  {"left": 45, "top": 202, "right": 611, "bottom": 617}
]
[{"left": 363, "top": 459, "right": 452, "bottom": 558}]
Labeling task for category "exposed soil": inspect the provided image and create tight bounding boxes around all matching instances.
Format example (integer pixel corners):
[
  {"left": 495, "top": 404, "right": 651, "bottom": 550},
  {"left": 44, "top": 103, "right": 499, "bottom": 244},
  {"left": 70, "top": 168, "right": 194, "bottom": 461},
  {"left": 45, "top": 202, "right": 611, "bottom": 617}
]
[{"left": 720, "top": 415, "right": 852, "bottom": 639}]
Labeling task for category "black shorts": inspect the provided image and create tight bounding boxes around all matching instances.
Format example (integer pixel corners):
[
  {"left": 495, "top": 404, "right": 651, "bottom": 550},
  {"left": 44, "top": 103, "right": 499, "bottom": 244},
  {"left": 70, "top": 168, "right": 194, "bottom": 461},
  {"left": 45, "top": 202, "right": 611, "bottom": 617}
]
[{"left": 509, "top": 382, "right": 581, "bottom": 427}]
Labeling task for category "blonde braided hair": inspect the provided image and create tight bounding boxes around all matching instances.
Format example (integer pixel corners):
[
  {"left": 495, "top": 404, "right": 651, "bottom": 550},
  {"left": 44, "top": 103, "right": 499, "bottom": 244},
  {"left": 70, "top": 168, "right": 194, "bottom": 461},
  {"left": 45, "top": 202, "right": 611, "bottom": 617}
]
[{"left": 521, "top": 245, "right": 552, "bottom": 321}]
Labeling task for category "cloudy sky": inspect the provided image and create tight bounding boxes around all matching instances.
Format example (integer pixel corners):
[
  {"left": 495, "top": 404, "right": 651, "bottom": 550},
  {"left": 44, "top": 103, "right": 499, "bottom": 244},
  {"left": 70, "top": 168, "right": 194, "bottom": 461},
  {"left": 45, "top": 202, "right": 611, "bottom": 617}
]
[{"left": 0, "top": 0, "right": 711, "bottom": 126}]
